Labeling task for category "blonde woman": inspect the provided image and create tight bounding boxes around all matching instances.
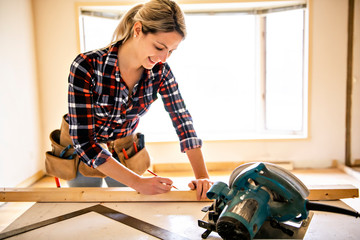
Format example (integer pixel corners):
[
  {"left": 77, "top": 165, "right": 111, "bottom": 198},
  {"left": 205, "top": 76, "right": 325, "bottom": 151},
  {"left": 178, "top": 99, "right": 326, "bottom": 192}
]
[{"left": 67, "top": 0, "right": 212, "bottom": 199}]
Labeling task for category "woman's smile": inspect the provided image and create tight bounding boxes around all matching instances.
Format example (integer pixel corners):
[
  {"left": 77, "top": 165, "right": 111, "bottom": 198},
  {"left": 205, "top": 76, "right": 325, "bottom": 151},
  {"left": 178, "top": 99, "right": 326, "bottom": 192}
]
[{"left": 148, "top": 57, "right": 157, "bottom": 64}]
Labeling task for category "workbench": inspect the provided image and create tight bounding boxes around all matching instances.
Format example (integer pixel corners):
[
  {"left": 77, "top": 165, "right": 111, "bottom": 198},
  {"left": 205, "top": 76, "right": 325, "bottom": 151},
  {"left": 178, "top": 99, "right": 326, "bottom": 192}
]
[
  {"left": 1, "top": 193, "right": 359, "bottom": 239},
  {"left": 1, "top": 166, "right": 360, "bottom": 239}
]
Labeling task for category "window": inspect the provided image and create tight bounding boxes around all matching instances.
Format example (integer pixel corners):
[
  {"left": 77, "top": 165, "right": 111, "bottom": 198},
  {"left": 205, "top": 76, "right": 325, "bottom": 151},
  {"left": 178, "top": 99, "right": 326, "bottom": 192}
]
[
  {"left": 265, "top": 9, "right": 306, "bottom": 133},
  {"left": 77, "top": 1, "right": 308, "bottom": 142}
]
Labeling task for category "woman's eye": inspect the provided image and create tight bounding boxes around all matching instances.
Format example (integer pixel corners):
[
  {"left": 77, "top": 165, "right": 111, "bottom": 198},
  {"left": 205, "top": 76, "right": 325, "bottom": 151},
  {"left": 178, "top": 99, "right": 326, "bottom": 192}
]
[{"left": 155, "top": 46, "right": 164, "bottom": 51}]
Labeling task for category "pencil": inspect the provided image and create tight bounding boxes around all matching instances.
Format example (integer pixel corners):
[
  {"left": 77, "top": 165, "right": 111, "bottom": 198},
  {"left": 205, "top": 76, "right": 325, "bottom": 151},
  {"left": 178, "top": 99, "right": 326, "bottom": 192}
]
[
  {"left": 133, "top": 142, "right": 138, "bottom": 153},
  {"left": 55, "top": 177, "right": 61, "bottom": 188},
  {"left": 122, "top": 148, "right": 129, "bottom": 159},
  {"left": 147, "top": 169, "right": 179, "bottom": 190}
]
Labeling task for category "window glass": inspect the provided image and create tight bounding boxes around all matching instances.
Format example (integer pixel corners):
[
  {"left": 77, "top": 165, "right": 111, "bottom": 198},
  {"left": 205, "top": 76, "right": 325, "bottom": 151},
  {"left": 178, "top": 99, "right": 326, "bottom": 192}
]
[
  {"left": 265, "top": 9, "right": 305, "bottom": 132},
  {"left": 80, "top": 15, "right": 118, "bottom": 52}
]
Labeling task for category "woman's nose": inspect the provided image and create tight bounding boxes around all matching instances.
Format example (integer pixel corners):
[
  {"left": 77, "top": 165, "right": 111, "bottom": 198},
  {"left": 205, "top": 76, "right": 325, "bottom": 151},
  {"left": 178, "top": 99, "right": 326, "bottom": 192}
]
[{"left": 159, "top": 51, "right": 169, "bottom": 63}]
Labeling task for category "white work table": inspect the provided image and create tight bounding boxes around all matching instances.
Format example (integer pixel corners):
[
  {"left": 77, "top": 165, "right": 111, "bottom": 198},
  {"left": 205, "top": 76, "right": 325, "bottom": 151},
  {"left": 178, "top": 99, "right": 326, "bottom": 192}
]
[
  {"left": 2, "top": 166, "right": 360, "bottom": 239},
  {"left": 1, "top": 200, "right": 359, "bottom": 240}
]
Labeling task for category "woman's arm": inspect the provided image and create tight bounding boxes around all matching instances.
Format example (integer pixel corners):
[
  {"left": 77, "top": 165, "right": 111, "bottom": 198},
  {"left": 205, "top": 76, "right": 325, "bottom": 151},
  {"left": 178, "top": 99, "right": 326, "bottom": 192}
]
[
  {"left": 157, "top": 64, "right": 212, "bottom": 199},
  {"left": 186, "top": 148, "right": 213, "bottom": 200}
]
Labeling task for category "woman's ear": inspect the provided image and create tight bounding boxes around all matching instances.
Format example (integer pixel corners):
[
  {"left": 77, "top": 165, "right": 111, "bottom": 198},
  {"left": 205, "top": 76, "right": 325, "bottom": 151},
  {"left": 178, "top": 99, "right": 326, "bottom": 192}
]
[{"left": 133, "top": 21, "right": 142, "bottom": 37}]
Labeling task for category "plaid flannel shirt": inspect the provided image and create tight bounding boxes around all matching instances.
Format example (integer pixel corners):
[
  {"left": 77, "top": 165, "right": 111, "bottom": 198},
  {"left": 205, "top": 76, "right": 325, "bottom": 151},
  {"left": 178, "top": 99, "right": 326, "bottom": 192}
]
[{"left": 68, "top": 41, "right": 202, "bottom": 168}]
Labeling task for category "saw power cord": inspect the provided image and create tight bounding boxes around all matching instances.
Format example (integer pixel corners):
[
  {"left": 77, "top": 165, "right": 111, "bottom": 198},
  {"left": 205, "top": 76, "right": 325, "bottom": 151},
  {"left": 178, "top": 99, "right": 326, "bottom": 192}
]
[{"left": 306, "top": 201, "right": 360, "bottom": 218}]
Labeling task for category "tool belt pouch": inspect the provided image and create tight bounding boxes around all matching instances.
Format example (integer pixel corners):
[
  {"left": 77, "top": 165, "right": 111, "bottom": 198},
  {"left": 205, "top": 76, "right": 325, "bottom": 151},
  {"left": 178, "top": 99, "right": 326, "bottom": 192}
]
[
  {"left": 112, "top": 133, "right": 151, "bottom": 176},
  {"left": 45, "top": 115, "right": 149, "bottom": 179},
  {"left": 45, "top": 129, "right": 79, "bottom": 180},
  {"left": 45, "top": 114, "right": 105, "bottom": 179},
  {"left": 60, "top": 114, "right": 106, "bottom": 178},
  {"left": 78, "top": 161, "right": 106, "bottom": 178}
]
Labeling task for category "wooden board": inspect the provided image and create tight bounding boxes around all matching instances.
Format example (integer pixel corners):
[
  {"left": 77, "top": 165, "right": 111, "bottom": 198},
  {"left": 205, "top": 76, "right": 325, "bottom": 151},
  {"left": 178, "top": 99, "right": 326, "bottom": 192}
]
[
  {"left": 307, "top": 184, "right": 359, "bottom": 200},
  {"left": 1, "top": 184, "right": 358, "bottom": 202},
  {"left": 1, "top": 188, "right": 207, "bottom": 203}
]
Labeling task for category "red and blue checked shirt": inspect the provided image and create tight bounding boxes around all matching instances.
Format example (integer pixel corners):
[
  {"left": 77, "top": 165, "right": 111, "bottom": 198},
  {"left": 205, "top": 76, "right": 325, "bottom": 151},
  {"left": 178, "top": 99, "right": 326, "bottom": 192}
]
[{"left": 68, "top": 41, "right": 202, "bottom": 168}]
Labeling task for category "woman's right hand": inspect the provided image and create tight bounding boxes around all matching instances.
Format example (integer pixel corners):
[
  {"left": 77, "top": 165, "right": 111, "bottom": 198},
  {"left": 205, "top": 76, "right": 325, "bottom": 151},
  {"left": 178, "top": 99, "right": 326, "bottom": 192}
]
[
  {"left": 134, "top": 176, "right": 174, "bottom": 195},
  {"left": 96, "top": 158, "right": 174, "bottom": 195}
]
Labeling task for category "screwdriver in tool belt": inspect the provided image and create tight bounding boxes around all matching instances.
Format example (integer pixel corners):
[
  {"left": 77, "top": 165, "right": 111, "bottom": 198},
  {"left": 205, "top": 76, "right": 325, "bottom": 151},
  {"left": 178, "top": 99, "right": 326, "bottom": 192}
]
[
  {"left": 122, "top": 141, "right": 140, "bottom": 159},
  {"left": 147, "top": 169, "right": 179, "bottom": 190}
]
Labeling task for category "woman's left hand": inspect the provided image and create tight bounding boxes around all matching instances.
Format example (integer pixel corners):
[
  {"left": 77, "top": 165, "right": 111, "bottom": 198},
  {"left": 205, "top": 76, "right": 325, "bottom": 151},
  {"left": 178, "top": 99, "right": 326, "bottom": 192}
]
[{"left": 188, "top": 178, "right": 213, "bottom": 200}]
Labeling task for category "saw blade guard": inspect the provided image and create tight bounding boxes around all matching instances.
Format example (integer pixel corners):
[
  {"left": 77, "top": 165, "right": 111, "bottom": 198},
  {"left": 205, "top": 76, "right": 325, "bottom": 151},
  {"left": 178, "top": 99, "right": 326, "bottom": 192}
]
[
  {"left": 230, "top": 162, "right": 309, "bottom": 222},
  {"left": 229, "top": 162, "right": 309, "bottom": 199}
]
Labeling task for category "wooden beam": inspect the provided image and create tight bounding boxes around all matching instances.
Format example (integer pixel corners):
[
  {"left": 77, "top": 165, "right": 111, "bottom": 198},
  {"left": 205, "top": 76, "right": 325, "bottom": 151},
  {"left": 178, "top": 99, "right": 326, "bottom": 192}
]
[
  {"left": 307, "top": 185, "right": 358, "bottom": 200},
  {"left": 345, "top": 0, "right": 355, "bottom": 166},
  {"left": 1, "top": 185, "right": 358, "bottom": 202},
  {"left": 1, "top": 188, "right": 209, "bottom": 203}
]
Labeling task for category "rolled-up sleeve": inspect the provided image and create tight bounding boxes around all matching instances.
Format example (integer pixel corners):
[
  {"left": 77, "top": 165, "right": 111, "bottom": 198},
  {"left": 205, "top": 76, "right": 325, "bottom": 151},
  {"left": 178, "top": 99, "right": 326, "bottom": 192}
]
[
  {"left": 159, "top": 63, "right": 202, "bottom": 152},
  {"left": 68, "top": 54, "right": 112, "bottom": 168}
]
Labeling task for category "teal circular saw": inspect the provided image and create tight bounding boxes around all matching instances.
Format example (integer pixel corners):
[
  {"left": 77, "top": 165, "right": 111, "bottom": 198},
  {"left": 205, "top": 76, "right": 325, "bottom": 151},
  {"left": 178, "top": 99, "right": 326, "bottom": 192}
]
[{"left": 198, "top": 162, "right": 360, "bottom": 240}]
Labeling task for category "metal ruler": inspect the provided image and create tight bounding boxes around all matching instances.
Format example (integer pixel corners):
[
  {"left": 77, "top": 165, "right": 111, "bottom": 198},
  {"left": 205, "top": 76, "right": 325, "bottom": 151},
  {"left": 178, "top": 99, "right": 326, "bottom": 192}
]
[{"left": 0, "top": 204, "right": 190, "bottom": 240}]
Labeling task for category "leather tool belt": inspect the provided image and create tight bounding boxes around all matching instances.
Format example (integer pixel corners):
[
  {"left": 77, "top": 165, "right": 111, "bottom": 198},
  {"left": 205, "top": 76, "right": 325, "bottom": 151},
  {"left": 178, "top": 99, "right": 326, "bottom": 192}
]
[{"left": 45, "top": 115, "right": 150, "bottom": 180}]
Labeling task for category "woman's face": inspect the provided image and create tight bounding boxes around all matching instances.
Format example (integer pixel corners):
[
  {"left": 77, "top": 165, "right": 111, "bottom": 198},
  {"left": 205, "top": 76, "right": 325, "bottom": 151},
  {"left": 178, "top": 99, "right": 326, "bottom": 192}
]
[{"left": 135, "top": 28, "right": 183, "bottom": 69}]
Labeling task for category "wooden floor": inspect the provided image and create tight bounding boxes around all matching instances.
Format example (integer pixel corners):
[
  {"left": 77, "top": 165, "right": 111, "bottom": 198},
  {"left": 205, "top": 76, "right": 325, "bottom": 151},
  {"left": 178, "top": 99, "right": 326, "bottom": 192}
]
[{"left": 1, "top": 167, "right": 360, "bottom": 233}]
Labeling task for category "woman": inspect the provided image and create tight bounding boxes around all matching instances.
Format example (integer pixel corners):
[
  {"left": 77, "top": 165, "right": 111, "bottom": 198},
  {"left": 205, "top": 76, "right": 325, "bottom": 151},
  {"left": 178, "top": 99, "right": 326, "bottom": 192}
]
[{"left": 67, "top": 0, "right": 212, "bottom": 199}]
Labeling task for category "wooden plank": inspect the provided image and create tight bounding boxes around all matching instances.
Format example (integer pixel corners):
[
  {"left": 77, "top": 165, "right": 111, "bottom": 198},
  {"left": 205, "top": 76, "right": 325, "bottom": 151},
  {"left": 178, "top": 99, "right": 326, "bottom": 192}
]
[
  {"left": 307, "top": 185, "right": 359, "bottom": 200},
  {"left": 345, "top": 0, "right": 355, "bottom": 167},
  {"left": 153, "top": 161, "right": 293, "bottom": 173},
  {"left": 0, "top": 188, "right": 211, "bottom": 203},
  {"left": 1, "top": 185, "right": 358, "bottom": 202}
]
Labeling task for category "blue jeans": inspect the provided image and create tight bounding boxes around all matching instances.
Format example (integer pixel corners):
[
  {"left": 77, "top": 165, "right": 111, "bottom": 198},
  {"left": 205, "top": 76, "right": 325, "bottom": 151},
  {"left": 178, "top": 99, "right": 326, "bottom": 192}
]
[{"left": 67, "top": 171, "right": 127, "bottom": 187}]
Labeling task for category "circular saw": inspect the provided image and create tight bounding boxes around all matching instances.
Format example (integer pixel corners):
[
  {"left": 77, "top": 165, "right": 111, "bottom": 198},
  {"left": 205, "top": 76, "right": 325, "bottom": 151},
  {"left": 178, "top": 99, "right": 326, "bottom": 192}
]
[{"left": 198, "top": 162, "right": 359, "bottom": 240}]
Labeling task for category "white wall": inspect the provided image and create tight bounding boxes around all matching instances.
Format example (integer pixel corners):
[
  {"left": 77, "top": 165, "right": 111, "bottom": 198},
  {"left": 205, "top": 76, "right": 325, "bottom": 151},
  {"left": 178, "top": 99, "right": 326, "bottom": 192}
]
[
  {"left": 0, "top": 0, "right": 42, "bottom": 186},
  {"left": 1, "top": 0, "right": 357, "bottom": 187}
]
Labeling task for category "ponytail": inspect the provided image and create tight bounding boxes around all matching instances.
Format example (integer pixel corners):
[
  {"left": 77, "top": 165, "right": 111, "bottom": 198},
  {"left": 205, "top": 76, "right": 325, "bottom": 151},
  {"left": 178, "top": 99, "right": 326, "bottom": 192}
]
[
  {"left": 110, "top": 0, "right": 186, "bottom": 45},
  {"left": 111, "top": 4, "right": 143, "bottom": 44}
]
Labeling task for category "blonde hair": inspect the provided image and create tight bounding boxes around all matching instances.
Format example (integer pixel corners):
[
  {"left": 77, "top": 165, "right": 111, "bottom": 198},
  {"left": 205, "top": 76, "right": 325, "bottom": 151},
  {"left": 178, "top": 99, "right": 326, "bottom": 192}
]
[{"left": 111, "top": 0, "right": 186, "bottom": 44}]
